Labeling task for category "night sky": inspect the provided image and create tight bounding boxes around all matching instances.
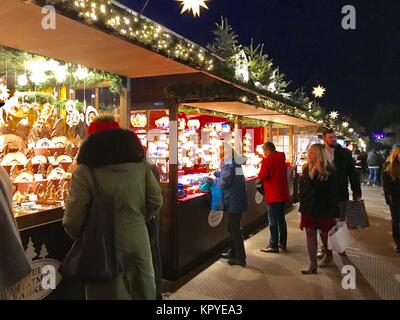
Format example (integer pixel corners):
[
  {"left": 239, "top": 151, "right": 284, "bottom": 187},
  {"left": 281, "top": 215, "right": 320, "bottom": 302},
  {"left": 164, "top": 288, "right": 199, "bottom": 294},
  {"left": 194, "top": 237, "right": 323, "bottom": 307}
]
[{"left": 120, "top": 0, "right": 400, "bottom": 130}]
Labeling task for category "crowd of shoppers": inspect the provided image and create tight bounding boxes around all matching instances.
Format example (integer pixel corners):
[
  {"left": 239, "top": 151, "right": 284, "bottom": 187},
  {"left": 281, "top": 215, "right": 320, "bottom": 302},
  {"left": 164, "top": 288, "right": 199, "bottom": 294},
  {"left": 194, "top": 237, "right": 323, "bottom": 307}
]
[{"left": 2, "top": 118, "right": 400, "bottom": 299}]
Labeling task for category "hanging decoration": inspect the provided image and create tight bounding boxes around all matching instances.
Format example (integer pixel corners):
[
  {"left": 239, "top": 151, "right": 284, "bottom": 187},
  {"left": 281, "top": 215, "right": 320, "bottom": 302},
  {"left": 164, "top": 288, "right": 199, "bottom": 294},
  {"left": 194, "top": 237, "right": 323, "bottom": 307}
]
[
  {"left": 177, "top": 0, "right": 209, "bottom": 17},
  {"left": 329, "top": 111, "right": 339, "bottom": 119},
  {"left": 312, "top": 85, "right": 326, "bottom": 98}
]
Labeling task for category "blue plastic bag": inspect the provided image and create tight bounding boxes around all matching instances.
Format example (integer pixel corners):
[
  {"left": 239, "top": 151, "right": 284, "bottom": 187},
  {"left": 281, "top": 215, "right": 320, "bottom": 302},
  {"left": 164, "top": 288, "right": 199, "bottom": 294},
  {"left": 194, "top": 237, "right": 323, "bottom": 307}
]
[{"left": 210, "top": 177, "right": 224, "bottom": 211}]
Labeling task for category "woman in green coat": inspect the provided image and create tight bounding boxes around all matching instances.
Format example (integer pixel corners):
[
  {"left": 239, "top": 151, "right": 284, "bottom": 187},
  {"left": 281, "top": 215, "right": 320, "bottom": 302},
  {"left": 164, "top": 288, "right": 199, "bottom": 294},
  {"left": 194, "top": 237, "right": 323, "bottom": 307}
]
[{"left": 63, "top": 117, "right": 163, "bottom": 300}]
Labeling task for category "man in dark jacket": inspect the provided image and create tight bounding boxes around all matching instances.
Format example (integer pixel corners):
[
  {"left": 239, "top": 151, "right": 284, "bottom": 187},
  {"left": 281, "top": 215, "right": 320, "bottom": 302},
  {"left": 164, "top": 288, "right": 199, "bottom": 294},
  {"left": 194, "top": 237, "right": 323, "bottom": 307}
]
[
  {"left": 367, "top": 149, "right": 385, "bottom": 186},
  {"left": 319, "top": 128, "right": 362, "bottom": 258}
]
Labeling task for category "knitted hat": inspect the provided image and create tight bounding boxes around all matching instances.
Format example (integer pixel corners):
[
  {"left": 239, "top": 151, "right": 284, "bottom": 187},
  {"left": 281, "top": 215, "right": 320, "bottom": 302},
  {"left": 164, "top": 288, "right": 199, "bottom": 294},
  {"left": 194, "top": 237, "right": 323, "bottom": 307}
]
[{"left": 87, "top": 116, "right": 120, "bottom": 136}]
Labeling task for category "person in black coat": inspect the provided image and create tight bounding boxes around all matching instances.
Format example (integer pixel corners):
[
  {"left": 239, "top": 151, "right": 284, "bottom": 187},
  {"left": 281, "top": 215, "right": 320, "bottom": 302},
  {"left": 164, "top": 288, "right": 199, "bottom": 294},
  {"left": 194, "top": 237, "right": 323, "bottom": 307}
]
[
  {"left": 382, "top": 146, "right": 400, "bottom": 253},
  {"left": 218, "top": 147, "right": 248, "bottom": 267},
  {"left": 319, "top": 128, "right": 361, "bottom": 259},
  {"left": 299, "top": 144, "right": 339, "bottom": 274}
]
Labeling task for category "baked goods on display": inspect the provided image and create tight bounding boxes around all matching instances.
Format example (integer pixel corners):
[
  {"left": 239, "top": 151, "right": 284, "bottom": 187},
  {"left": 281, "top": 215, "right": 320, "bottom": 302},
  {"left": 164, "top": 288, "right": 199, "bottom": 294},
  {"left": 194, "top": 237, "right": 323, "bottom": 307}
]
[
  {"left": 0, "top": 93, "right": 87, "bottom": 216},
  {"left": 24, "top": 159, "right": 34, "bottom": 173},
  {"left": 37, "top": 163, "right": 47, "bottom": 178},
  {"left": 0, "top": 134, "right": 26, "bottom": 150},
  {"left": 47, "top": 167, "right": 66, "bottom": 180},
  {"left": 51, "top": 136, "right": 71, "bottom": 148},
  {"left": 85, "top": 106, "right": 99, "bottom": 126},
  {"left": 1, "top": 152, "right": 28, "bottom": 166},
  {"left": 32, "top": 155, "right": 48, "bottom": 165},
  {"left": 36, "top": 138, "right": 55, "bottom": 149},
  {"left": 14, "top": 172, "right": 34, "bottom": 183},
  {"left": 56, "top": 155, "right": 73, "bottom": 164}
]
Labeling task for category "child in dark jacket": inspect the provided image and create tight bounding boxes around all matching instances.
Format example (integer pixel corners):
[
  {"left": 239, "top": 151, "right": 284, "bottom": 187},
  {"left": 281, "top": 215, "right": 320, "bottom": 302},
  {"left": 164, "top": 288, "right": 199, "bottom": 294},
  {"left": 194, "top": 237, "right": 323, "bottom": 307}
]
[{"left": 299, "top": 144, "right": 339, "bottom": 274}]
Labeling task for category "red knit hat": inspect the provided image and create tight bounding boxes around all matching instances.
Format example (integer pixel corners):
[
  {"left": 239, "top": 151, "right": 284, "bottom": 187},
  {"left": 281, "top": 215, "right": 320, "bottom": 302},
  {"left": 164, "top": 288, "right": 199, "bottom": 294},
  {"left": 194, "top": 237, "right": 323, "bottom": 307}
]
[{"left": 87, "top": 117, "right": 120, "bottom": 136}]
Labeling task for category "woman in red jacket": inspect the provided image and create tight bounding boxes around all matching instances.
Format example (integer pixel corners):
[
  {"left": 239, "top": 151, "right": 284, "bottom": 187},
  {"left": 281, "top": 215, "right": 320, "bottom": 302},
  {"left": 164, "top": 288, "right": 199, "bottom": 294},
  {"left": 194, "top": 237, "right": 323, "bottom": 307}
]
[{"left": 258, "top": 142, "right": 290, "bottom": 253}]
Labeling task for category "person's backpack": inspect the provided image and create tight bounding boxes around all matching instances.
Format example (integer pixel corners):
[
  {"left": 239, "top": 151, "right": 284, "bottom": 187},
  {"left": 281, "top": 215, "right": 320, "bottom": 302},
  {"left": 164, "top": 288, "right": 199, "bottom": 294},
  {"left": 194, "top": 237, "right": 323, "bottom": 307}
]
[{"left": 60, "top": 167, "right": 122, "bottom": 283}]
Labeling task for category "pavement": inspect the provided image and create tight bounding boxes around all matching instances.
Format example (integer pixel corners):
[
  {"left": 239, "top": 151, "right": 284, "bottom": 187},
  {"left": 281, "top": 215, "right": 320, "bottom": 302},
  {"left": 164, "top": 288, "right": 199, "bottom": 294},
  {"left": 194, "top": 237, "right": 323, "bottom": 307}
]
[{"left": 166, "top": 186, "right": 400, "bottom": 300}]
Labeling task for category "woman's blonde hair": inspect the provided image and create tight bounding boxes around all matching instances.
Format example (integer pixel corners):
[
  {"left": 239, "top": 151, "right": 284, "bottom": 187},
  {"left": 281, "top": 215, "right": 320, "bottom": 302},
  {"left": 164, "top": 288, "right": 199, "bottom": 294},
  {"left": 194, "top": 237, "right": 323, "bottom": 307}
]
[
  {"left": 385, "top": 146, "right": 400, "bottom": 180},
  {"left": 304, "top": 143, "right": 331, "bottom": 180}
]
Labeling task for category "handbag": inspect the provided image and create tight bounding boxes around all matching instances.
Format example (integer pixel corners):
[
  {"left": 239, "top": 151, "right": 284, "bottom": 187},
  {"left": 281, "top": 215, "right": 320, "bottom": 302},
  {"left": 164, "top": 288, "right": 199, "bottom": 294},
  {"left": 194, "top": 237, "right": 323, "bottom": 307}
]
[
  {"left": 346, "top": 200, "right": 369, "bottom": 229},
  {"left": 328, "top": 221, "right": 351, "bottom": 253},
  {"left": 60, "top": 167, "right": 122, "bottom": 283}
]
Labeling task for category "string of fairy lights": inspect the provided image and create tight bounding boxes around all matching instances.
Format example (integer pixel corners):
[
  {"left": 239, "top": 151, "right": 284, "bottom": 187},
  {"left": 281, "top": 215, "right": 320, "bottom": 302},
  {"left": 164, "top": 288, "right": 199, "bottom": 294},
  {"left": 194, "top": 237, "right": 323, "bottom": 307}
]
[
  {"left": 40, "top": 0, "right": 361, "bottom": 143},
  {"left": 68, "top": 0, "right": 214, "bottom": 71}
]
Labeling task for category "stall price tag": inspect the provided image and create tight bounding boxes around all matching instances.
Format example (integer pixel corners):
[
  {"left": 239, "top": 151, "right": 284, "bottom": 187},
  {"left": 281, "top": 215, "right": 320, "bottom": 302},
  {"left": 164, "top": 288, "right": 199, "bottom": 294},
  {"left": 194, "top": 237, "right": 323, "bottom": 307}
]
[{"left": 34, "top": 174, "right": 43, "bottom": 181}]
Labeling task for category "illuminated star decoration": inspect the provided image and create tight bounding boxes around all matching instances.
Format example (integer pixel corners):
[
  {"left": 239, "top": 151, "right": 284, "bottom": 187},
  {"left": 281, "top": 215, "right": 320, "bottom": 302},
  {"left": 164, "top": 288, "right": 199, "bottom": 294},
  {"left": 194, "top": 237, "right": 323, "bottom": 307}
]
[
  {"left": 349, "top": 128, "right": 354, "bottom": 133},
  {"left": 312, "top": 85, "right": 326, "bottom": 98},
  {"left": 329, "top": 111, "right": 339, "bottom": 119},
  {"left": 342, "top": 122, "right": 349, "bottom": 128},
  {"left": 177, "top": 0, "right": 209, "bottom": 17}
]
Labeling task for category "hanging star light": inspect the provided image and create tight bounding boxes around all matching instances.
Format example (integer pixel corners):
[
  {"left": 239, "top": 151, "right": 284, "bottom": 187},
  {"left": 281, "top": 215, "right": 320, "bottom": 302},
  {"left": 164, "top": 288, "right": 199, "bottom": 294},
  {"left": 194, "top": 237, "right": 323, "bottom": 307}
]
[
  {"left": 312, "top": 85, "right": 326, "bottom": 98},
  {"left": 329, "top": 111, "right": 339, "bottom": 119},
  {"left": 177, "top": 0, "right": 209, "bottom": 17},
  {"left": 342, "top": 122, "right": 349, "bottom": 128},
  {"left": 349, "top": 128, "right": 354, "bottom": 133}
]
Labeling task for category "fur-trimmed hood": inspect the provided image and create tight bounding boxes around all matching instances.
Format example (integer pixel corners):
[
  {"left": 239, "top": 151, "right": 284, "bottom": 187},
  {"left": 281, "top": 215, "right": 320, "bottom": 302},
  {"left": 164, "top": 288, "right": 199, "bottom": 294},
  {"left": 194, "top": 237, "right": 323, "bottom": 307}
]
[{"left": 77, "top": 129, "right": 144, "bottom": 168}]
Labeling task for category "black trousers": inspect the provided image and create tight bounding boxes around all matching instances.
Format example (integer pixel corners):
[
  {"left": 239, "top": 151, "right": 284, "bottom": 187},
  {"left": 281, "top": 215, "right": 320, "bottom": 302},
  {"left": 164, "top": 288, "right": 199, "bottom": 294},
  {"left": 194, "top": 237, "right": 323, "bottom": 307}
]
[
  {"left": 227, "top": 213, "right": 246, "bottom": 261},
  {"left": 146, "top": 215, "right": 162, "bottom": 300},
  {"left": 390, "top": 204, "right": 400, "bottom": 246}
]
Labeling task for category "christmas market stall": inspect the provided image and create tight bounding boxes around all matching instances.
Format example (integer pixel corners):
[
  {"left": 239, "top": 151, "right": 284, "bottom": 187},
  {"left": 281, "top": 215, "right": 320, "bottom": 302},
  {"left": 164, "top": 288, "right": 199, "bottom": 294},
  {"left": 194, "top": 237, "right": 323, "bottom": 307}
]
[
  {"left": 129, "top": 72, "right": 318, "bottom": 280},
  {"left": 0, "top": 0, "right": 214, "bottom": 298}
]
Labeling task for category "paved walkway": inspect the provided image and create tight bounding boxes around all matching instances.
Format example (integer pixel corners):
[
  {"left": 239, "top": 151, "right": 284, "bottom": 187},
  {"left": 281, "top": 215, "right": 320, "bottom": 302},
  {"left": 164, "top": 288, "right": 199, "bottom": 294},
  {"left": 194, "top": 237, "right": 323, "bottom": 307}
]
[{"left": 167, "top": 186, "right": 400, "bottom": 300}]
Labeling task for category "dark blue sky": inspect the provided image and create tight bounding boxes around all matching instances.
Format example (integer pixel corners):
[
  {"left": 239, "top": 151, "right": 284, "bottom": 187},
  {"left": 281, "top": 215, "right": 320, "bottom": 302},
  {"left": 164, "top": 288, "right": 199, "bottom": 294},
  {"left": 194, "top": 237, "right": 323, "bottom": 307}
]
[{"left": 120, "top": 0, "right": 400, "bottom": 128}]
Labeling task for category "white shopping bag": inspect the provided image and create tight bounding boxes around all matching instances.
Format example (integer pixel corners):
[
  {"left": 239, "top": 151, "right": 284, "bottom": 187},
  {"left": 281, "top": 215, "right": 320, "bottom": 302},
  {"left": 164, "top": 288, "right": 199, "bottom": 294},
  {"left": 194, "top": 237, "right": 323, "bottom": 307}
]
[
  {"left": 328, "top": 221, "right": 351, "bottom": 253},
  {"left": 255, "top": 191, "right": 264, "bottom": 205}
]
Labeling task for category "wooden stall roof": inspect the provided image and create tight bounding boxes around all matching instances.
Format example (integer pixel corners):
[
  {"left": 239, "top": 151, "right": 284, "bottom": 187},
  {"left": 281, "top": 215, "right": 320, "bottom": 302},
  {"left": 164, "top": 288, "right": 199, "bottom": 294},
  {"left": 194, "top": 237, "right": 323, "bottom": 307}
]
[
  {"left": 0, "top": 0, "right": 196, "bottom": 78},
  {"left": 182, "top": 101, "right": 318, "bottom": 127}
]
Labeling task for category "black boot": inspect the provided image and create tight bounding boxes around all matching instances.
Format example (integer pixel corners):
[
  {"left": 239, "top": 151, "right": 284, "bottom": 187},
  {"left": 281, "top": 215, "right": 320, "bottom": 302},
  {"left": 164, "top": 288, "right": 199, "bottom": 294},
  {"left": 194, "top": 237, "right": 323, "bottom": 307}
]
[{"left": 221, "top": 249, "right": 234, "bottom": 259}]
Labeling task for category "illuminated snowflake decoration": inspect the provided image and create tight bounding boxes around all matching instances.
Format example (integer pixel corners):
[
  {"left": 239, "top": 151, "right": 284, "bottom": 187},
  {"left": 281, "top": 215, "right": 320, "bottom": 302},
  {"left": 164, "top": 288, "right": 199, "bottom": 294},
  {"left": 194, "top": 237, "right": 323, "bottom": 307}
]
[
  {"left": 342, "top": 122, "right": 349, "bottom": 128},
  {"left": 177, "top": 0, "right": 209, "bottom": 17},
  {"left": 312, "top": 85, "right": 326, "bottom": 98},
  {"left": 329, "top": 111, "right": 339, "bottom": 119},
  {"left": 349, "top": 128, "right": 354, "bottom": 133}
]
